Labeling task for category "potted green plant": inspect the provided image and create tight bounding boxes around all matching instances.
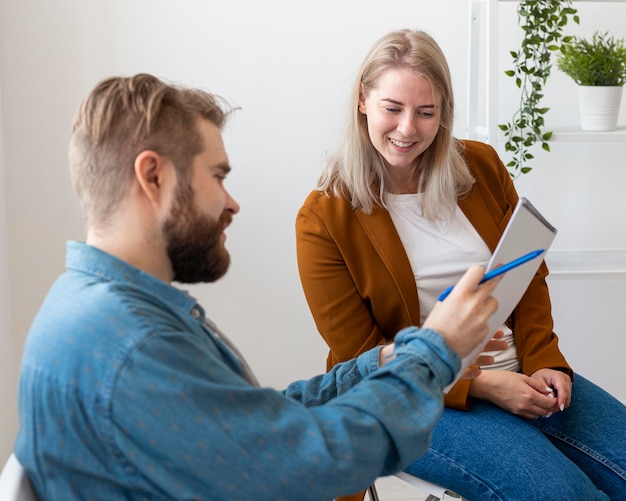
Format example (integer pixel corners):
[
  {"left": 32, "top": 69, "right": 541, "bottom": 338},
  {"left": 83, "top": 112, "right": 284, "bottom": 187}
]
[{"left": 556, "top": 31, "right": 626, "bottom": 131}]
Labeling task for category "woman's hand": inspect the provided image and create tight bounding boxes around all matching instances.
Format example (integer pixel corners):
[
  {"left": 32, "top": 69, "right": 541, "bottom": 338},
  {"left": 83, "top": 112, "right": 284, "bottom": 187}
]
[
  {"left": 461, "top": 330, "right": 508, "bottom": 380},
  {"left": 468, "top": 369, "right": 569, "bottom": 419},
  {"left": 530, "top": 368, "right": 572, "bottom": 416}
]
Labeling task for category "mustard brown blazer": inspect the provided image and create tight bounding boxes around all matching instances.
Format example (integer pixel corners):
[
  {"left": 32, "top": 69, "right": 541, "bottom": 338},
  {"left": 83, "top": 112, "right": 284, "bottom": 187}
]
[{"left": 296, "top": 139, "right": 573, "bottom": 410}]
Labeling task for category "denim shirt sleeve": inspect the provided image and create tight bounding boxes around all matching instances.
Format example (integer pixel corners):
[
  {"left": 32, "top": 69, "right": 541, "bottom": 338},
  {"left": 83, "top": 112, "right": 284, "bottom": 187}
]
[
  {"left": 281, "top": 345, "right": 381, "bottom": 405},
  {"left": 108, "top": 325, "right": 459, "bottom": 500}
]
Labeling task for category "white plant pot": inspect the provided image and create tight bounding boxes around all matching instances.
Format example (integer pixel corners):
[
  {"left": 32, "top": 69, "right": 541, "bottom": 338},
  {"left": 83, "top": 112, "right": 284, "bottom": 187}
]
[{"left": 577, "top": 85, "right": 624, "bottom": 131}]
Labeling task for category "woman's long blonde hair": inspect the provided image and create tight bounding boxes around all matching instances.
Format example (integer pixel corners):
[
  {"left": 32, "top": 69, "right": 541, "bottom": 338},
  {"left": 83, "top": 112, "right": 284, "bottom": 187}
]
[{"left": 317, "top": 29, "right": 474, "bottom": 222}]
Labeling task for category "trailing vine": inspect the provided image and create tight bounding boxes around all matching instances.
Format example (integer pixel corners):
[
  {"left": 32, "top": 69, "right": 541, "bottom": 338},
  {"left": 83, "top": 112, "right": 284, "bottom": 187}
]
[{"left": 499, "top": 0, "right": 579, "bottom": 178}]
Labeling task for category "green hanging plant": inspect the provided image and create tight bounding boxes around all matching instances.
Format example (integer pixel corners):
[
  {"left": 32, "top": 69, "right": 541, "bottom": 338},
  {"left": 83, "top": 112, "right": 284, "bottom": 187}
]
[{"left": 499, "top": 0, "right": 579, "bottom": 178}]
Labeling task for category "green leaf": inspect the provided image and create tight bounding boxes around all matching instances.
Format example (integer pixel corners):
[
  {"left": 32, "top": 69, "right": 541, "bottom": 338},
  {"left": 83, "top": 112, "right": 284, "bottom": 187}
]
[{"left": 501, "top": 0, "right": 577, "bottom": 175}]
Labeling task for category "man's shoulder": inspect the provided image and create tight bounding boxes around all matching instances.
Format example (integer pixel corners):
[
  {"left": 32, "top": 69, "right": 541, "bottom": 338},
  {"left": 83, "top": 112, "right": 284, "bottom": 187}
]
[
  {"left": 15, "top": 270, "right": 203, "bottom": 501},
  {"left": 23, "top": 268, "right": 180, "bottom": 383}
]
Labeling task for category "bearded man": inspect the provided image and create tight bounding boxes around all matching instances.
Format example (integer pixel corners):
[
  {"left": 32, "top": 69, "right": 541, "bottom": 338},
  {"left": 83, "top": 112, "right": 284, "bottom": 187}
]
[{"left": 14, "top": 73, "right": 502, "bottom": 500}]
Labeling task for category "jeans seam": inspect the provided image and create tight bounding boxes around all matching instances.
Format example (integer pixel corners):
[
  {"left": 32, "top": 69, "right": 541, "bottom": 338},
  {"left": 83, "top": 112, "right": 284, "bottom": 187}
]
[
  {"left": 425, "top": 448, "right": 506, "bottom": 501},
  {"left": 534, "top": 423, "right": 626, "bottom": 481}
]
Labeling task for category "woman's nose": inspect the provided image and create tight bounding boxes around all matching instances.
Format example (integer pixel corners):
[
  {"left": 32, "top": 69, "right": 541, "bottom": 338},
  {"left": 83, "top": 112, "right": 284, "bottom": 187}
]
[{"left": 397, "top": 113, "right": 417, "bottom": 137}]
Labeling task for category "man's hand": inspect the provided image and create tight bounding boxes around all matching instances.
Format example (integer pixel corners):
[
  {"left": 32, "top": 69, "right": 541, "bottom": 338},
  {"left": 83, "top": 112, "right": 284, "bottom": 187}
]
[
  {"left": 379, "top": 267, "right": 506, "bottom": 370},
  {"left": 423, "top": 266, "right": 501, "bottom": 359}
]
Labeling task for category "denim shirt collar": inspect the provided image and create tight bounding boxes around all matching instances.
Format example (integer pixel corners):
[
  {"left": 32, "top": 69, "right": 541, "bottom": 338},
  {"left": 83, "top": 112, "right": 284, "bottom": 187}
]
[{"left": 65, "top": 241, "right": 202, "bottom": 318}]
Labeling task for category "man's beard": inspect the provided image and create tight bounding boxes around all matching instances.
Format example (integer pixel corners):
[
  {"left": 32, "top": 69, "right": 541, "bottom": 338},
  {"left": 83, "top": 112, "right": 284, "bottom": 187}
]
[{"left": 163, "top": 183, "right": 232, "bottom": 284}]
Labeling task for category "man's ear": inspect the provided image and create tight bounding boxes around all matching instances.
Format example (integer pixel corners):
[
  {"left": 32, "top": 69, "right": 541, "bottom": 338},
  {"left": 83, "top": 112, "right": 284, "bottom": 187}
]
[{"left": 133, "top": 150, "right": 173, "bottom": 206}]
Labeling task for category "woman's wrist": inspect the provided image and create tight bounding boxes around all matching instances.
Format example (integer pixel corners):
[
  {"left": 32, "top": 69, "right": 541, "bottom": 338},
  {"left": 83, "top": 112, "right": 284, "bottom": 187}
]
[
  {"left": 467, "top": 370, "right": 490, "bottom": 399},
  {"left": 379, "top": 343, "right": 396, "bottom": 366}
]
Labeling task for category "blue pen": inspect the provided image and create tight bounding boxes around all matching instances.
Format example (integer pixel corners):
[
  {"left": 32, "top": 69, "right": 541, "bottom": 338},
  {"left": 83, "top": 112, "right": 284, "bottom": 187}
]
[{"left": 438, "top": 249, "right": 545, "bottom": 301}]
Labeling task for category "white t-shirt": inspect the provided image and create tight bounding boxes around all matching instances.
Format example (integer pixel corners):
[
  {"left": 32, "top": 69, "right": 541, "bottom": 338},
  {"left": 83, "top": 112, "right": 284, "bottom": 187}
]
[{"left": 386, "top": 192, "right": 520, "bottom": 371}]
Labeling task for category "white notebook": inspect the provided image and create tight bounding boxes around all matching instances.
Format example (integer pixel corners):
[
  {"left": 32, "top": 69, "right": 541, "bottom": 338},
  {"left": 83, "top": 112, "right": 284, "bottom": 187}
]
[{"left": 445, "top": 197, "right": 558, "bottom": 392}]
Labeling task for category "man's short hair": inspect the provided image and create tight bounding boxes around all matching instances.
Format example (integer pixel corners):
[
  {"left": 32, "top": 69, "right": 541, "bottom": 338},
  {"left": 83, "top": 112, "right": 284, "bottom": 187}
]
[{"left": 69, "top": 73, "right": 232, "bottom": 228}]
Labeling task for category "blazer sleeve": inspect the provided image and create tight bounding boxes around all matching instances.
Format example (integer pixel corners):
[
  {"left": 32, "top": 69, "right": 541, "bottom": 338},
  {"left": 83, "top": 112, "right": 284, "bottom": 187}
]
[{"left": 296, "top": 194, "right": 389, "bottom": 370}]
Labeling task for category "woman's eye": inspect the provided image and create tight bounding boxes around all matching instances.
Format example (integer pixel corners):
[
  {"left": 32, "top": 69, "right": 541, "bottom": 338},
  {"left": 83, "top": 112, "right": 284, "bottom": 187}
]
[
  {"left": 417, "top": 110, "right": 435, "bottom": 118},
  {"left": 385, "top": 107, "right": 401, "bottom": 113}
]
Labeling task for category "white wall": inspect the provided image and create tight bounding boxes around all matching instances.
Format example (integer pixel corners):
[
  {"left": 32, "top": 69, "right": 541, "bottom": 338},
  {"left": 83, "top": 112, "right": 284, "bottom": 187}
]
[
  {"left": 0, "top": 58, "right": 18, "bottom": 464},
  {"left": 0, "top": 0, "right": 624, "bottom": 463}
]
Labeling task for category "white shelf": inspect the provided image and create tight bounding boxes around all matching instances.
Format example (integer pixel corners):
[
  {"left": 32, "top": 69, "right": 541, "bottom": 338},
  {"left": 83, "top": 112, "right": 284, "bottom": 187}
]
[
  {"left": 467, "top": 0, "right": 626, "bottom": 145},
  {"left": 496, "top": 125, "right": 626, "bottom": 142},
  {"left": 548, "top": 126, "right": 626, "bottom": 142},
  {"left": 497, "top": 0, "right": 626, "bottom": 2}
]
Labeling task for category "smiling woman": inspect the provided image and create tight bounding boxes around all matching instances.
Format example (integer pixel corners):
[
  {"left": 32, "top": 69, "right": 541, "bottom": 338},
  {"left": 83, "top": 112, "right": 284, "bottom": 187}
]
[
  {"left": 357, "top": 67, "right": 441, "bottom": 193},
  {"left": 296, "top": 28, "right": 626, "bottom": 501}
]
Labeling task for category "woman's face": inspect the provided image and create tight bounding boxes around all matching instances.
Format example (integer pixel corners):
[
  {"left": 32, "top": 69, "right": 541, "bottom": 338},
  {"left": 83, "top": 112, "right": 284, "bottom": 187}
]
[{"left": 358, "top": 67, "right": 441, "bottom": 174}]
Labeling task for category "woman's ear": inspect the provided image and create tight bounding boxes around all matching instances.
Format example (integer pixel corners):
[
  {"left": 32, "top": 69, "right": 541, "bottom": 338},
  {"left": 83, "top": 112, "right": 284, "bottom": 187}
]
[
  {"left": 133, "top": 150, "right": 174, "bottom": 206},
  {"left": 358, "top": 84, "right": 367, "bottom": 115}
]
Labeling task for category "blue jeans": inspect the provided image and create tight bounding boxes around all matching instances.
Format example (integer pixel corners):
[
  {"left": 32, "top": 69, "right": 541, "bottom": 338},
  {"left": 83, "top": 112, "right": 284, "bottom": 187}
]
[{"left": 404, "top": 374, "right": 626, "bottom": 500}]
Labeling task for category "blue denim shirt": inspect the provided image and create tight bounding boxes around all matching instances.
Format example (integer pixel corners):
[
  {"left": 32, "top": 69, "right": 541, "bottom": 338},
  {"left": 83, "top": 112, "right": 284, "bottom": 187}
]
[{"left": 16, "top": 242, "right": 460, "bottom": 500}]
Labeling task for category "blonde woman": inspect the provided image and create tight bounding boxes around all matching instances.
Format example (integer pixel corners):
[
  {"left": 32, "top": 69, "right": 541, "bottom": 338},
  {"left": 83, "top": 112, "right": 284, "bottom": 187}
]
[{"left": 297, "top": 29, "right": 626, "bottom": 501}]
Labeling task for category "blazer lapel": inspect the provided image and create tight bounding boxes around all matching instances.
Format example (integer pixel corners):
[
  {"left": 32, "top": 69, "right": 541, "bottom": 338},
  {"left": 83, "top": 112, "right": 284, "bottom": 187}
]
[
  {"left": 458, "top": 187, "right": 502, "bottom": 253},
  {"left": 356, "top": 206, "right": 422, "bottom": 325}
]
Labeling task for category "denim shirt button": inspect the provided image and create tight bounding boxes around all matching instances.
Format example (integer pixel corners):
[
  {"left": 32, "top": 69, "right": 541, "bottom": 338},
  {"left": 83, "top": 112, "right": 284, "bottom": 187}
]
[{"left": 190, "top": 307, "right": 201, "bottom": 319}]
